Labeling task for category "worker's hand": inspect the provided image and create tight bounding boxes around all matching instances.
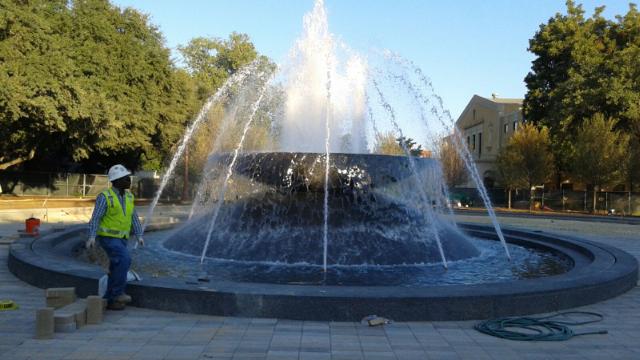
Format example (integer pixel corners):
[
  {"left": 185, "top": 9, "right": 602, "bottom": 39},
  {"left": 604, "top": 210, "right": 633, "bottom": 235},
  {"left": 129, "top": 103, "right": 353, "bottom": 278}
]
[
  {"left": 86, "top": 237, "right": 96, "bottom": 249},
  {"left": 137, "top": 236, "right": 144, "bottom": 247}
]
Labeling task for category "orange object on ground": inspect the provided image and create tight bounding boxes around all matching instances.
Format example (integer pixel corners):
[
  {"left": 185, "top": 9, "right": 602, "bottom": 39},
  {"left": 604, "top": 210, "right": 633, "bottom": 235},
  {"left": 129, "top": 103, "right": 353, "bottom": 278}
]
[{"left": 26, "top": 217, "right": 40, "bottom": 235}]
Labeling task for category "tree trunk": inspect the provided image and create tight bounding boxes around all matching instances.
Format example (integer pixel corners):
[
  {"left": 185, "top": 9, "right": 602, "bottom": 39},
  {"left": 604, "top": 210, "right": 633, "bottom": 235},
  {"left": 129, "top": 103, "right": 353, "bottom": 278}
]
[
  {"left": 182, "top": 147, "right": 189, "bottom": 202},
  {"left": 593, "top": 188, "right": 597, "bottom": 214},
  {"left": 0, "top": 150, "right": 35, "bottom": 170},
  {"left": 508, "top": 189, "right": 512, "bottom": 209}
]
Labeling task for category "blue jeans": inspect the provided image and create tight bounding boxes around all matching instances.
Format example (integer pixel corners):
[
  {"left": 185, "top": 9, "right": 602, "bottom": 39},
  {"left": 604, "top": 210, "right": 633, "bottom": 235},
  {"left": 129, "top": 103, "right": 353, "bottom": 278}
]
[{"left": 98, "top": 236, "right": 131, "bottom": 303}]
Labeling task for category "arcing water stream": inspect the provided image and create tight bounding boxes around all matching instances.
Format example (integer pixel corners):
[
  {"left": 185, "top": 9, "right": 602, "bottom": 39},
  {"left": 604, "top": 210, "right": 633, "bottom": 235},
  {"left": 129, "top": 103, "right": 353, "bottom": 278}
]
[
  {"left": 148, "top": 0, "right": 512, "bottom": 269},
  {"left": 143, "top": 61, "right": 260, "bottom": 234}
]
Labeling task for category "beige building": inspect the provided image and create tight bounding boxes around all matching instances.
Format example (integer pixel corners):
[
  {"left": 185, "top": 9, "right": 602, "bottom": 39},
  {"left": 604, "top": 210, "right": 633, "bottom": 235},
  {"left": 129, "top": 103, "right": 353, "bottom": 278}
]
[{"left": 455, "top": 94, "right": 523, "bottom": 187}]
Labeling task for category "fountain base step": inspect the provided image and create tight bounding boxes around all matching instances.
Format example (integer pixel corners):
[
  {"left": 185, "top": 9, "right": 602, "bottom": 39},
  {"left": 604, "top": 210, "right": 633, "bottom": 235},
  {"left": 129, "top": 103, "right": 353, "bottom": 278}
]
[{"left": 8, "top": 224, "right": 638, "bottom": 321}]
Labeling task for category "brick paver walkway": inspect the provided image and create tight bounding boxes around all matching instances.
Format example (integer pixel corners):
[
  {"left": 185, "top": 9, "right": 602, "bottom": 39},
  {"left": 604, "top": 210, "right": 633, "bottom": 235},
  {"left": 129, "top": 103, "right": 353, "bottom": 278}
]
[{"left": 1, "top": 216, "right": 639, "bottom": 360}]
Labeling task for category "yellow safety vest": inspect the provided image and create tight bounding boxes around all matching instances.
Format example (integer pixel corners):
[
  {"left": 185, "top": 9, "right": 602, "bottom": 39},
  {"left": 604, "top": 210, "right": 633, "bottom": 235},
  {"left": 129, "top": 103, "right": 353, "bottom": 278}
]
[{"left": 97, "top": 188, "right": 134, "bottom": 239}]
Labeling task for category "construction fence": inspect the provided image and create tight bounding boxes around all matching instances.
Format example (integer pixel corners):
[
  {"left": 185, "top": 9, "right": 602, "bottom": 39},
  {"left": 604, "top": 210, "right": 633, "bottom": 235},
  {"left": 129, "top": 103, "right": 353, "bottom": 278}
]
[
  {"left": 2, "top": 171, "right": 640, "bottom": 216},
  {"left": 0, "top": 171, "right": 186, "bottom": 200},
  {"left": 450, "top": 188, "right": 640, "bottom": 216}
]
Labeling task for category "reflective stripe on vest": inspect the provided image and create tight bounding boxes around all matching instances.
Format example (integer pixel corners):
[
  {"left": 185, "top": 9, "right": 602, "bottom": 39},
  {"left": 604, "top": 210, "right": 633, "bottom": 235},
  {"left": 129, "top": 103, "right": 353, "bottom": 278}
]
[{"left": 97, "top": 188, "right": 134, "bottom": 239}]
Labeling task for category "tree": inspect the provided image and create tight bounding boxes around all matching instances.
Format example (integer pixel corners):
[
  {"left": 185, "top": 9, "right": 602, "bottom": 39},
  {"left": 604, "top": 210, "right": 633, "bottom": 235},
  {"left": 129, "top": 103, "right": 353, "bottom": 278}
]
[
  {"left": 373, "top": 131, "right": 403, "bottom": 155},
  {"left": 624, "top": 137, "right": 640, "bottom": 192},
  {"left": 178, "top": 33, "right": 258, "bottom": 102},
  {"left": 435, "top": 134, "right": 468, "bottom": 188},
  {"left": 496, "top": 150, "right": 527, "bottom": 209},
  {"left": 524, "top": 2, "right": 640, "bottom": 184},
  {"left": 0, "top": 0, "right": 75, "bottom": 170},
  {"left": 495, "top": 123, "right": 555, "bottom": 210},
  {"left": 397, "top": 136, "right": 423, "bottom": 157},
  {"left": 0, "top": 0, "right": 197, "bottom": 172},
  {"left": 571, "top": 114, "right": 629, "bottom": 213}
]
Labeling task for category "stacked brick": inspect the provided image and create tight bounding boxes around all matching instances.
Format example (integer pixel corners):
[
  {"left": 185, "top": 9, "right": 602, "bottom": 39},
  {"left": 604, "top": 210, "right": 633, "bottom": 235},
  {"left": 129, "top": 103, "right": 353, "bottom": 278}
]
[{"left": 35, "top": 288, "right": 104, "bottom": 339}]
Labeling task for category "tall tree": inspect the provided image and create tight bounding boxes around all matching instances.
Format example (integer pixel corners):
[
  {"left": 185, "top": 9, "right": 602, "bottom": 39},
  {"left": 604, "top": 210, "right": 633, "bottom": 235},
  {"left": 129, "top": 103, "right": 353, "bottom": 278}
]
[
  {"left": 67, "top": 0, "right": 196, "bottom": 171},
  {"left": 609, "top": 4, "right": 640, "bottom": 139},
  {"left": 0, "top": 0, "right": 197, "bottom": 172},
  {"left": 496, "top": 150, "right": 527, "bottom": 209},
  {"left": 178, "top": 33, "right": 258, "bottom": 102},
  {"left": 435, "top": 134, "right": 468, "bottom": 188},
  {"left": 524, "top": 2, "right": 640, "bottom": 184},
  {"left": 571, "top": 114, "right": 628, "bottom": 213},
  {"left": 0, "top": 0, "right": 74, "bottom": 170},
  {"left": 495, "top": 123, "right": 555, "bottom": 210},
  {"left": 624, "top": 137, "right": 640, "bottom": 192}
]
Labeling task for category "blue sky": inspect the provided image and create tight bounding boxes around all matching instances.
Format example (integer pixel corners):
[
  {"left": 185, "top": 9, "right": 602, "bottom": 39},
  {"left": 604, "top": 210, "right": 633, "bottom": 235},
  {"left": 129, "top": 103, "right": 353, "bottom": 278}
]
[{"left": 111, "top": 0, "right": 632, "bottom": 121}]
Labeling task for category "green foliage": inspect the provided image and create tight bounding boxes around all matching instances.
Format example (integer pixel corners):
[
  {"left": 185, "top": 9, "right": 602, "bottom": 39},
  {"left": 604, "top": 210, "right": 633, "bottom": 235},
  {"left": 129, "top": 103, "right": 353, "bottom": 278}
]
[
  {"left": 625, "top": 137, "right": 640, "bottom": 191},
  {"left": 571, "top": 114, "right": 628, "bottom": 191},
  {"left": 0, "top": 0, "right": 199, "bottom": 172},
  {"left": 496, "top": 123, "right": 555, "bottom": 208},
  {"left": 524, "top": 1, "right": 640, "bottom": 180},
  {"left": 179, "top": 33, "right": 258, "bottom": 102},
  {"left": 184, "top": 56, "right": 281, "bottom": 186},
  {"left": 497, "top": 123, "right": 554, "bottom": 189},
  {"left": 397, "top": 136, "right": 423, "bottom": 157}
]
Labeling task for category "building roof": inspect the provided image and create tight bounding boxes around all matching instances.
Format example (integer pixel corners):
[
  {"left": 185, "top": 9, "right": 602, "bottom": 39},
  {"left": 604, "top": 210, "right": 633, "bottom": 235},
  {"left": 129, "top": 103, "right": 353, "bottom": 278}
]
[
  {"left": 455, "top": 94, "right": 523, "bottom": 128},
  {"left": 489, "top": 97, "right": 522, "bottom": 105}
]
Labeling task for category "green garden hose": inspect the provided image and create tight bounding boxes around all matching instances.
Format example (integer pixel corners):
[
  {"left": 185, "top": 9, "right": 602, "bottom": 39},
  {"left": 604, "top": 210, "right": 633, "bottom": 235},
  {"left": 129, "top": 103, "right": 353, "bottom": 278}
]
[{"left": 474, "top": 311, "right": 607, "bottom": 341}]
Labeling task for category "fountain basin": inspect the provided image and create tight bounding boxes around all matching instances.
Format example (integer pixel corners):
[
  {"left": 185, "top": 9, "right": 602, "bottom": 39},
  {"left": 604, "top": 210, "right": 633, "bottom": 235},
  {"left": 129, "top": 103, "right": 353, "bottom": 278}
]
[
  {"left": 9, "top": 223, "right": 637, "bottom": 321},
  {"left": 173, "top": 152, "right": 479, "bottom": 265}
]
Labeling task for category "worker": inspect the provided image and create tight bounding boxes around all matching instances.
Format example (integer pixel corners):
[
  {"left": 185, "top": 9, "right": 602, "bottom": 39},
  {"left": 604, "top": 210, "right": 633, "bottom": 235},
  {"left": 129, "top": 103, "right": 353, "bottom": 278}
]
[{"left": 86, "top": 164, "right": 144, "bottom": 310}]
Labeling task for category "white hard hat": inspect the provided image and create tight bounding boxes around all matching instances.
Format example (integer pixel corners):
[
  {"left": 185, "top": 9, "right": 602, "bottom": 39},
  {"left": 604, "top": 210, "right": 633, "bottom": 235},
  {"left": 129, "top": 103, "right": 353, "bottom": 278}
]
[{"left": 107, "top": 164, "right": 131, "bottom": 182}]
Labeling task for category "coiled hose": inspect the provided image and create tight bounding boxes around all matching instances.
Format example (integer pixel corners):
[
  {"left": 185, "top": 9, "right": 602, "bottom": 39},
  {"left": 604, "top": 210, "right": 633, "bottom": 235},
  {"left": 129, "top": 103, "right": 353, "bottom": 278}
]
[{"left": 474, "top": 311, "right": 607, "bottom": 341}]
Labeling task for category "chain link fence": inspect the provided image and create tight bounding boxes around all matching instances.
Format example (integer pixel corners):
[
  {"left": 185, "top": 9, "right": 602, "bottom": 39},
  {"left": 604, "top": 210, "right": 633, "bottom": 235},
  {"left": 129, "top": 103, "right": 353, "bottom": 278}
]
[
  {"left": 3, "top": 172, "right": 639, "bottom": 215},
  {"left": 0, "top": 171, "right": 185, "bottom": 200},
  {"left": 451, "top": 187, "right": 640, "bottom": 216}
]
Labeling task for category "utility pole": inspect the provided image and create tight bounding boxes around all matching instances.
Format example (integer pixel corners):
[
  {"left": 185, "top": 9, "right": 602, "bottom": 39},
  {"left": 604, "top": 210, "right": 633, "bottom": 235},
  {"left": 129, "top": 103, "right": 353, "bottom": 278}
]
[{"left": 182, "top": 147, "right": 189, "bottom": 202}]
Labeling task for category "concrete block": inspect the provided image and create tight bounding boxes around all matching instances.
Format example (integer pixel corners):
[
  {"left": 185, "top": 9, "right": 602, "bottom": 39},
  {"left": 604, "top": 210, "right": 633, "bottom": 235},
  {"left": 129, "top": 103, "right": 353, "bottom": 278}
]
[
  {"left": 46, "top": 287, "right": 76, "bottom": 298},
  {"left": 86, "top": 296, "right": 103, "bottom": 325},
  {"left": 74, "top": 307, "right": 87, "bottom": 328},
  {"left": 35, "top": 308, "right": 54, "bottom": 339},
  {"left": 54, "top": 311, "right": 76, "bottom": 333},
  {"left": 46, "top": 287, "right": 76, "bottom": 309},
  {"left": 54, "top": 299, "right": 87, "bottom": 332}
]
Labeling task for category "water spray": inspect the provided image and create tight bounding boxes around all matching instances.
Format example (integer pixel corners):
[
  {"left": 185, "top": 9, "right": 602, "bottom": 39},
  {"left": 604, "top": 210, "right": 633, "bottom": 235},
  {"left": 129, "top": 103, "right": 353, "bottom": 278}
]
[
  {"left": 371, "top": 79, "right": 448, "bottom": 269},
  {"left": 142, "top": 60, "right": 260, "bottom": 234},
  {"left": 200, "top": 71, "right": 274, "bottom": 264}
]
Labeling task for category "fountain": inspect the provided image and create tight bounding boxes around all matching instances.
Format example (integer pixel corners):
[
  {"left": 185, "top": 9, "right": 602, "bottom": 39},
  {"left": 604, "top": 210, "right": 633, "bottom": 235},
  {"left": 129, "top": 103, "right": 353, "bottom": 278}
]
[
  {"left": 165, "top": 152, "right": 479, "bottom": 267},
  {"left": 8, "top": 0, "right": 637, "bottom": 321},
  {"left": 161, "top": 0, "right": 507, "bottom": 272}
]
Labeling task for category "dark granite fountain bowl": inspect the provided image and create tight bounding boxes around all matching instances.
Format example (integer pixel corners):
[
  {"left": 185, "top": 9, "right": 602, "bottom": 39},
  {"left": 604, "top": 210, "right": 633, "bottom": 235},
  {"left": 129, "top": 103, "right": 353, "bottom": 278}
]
[
  {"left": 168, "top": 152, "right": 478, "bottom": 265},
  {"left": 8, "top": 223, "right": 638, "bottom": 320}
]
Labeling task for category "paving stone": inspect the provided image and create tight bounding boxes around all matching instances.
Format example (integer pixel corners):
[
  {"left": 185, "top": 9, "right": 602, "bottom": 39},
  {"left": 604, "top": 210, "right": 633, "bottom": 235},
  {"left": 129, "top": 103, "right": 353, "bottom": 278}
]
[
  {"left": 299, "top": 352, "right": 331, "bottom": 360},
  {"left": 266, "top": 350, "right": 298, "bottom": 360},
  {"left": 362, "top": 351, "right": 397, "bottom": 360},
  {"left": 331, "top": 350, "right": 364, "bottom": 360}
]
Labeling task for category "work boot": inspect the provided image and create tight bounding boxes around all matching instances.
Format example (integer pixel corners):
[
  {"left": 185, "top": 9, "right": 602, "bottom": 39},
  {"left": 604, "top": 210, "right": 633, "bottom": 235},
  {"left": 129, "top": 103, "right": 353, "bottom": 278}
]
[
  {"left": 114, "top": 294, "right": 132, "bottom": 303},
  {"left": 107, "top": 302, "right": 125, "bottom": 311}
]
